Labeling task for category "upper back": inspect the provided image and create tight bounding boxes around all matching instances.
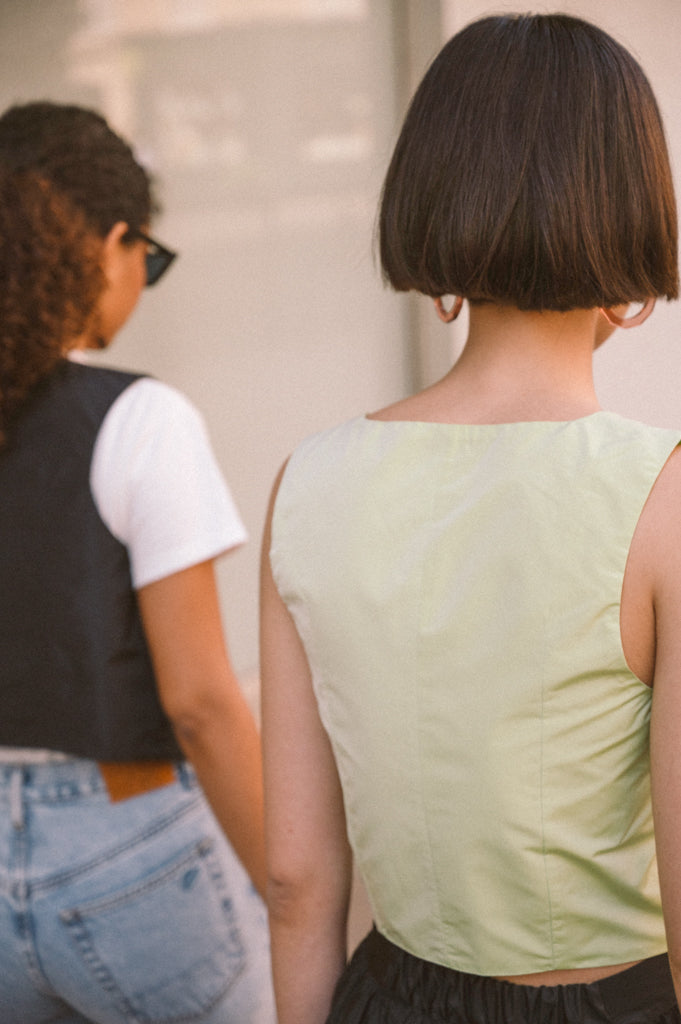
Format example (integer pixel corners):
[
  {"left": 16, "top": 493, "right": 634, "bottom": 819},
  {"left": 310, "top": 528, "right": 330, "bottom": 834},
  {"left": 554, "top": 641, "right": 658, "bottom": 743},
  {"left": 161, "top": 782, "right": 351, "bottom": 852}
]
[{"left": 271, "top": 411, "right": 681, "bottom": 975}]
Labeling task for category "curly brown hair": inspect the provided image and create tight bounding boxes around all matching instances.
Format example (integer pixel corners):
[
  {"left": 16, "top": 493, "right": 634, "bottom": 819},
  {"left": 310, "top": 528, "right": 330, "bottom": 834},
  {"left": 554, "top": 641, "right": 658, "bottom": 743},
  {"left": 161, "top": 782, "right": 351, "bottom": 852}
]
[{"left": 0, "top": 102, "right": 155, "bottom": 447}]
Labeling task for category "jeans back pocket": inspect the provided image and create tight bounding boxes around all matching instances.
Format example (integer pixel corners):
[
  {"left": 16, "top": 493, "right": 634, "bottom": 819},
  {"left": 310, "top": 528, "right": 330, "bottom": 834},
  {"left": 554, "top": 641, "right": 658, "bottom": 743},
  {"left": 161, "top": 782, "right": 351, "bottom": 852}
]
[{"left": 60, "top": 837, "right": 245, "bottom": 1023}]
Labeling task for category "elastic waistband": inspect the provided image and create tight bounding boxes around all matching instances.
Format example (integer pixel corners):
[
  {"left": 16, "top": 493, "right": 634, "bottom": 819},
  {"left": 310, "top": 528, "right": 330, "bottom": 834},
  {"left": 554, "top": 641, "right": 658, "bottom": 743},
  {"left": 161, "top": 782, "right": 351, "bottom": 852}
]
[
  {"left": 365, "top": 928, "right": 677, "bottom": 1024},
  {"left": 597, "top": 953, "right": 677, "bottom": 1018}
]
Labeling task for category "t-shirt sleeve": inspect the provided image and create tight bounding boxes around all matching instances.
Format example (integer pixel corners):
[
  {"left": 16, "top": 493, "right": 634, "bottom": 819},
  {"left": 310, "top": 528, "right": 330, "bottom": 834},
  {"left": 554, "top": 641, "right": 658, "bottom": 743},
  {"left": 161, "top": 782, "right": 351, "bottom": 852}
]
[{"left": 90, "top": 377, "right": 247, "bottom": 588}]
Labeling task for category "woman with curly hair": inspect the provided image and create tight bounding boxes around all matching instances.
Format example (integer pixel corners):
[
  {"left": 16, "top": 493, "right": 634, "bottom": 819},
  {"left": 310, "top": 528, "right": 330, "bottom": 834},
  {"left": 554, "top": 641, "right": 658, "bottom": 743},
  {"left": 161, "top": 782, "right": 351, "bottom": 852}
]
[
  {"left": 261, "top": 14, "right": 681, "bottom": 1024},
  {"left": 0, "top": 102, "right": 274, "bottom": 1023}
]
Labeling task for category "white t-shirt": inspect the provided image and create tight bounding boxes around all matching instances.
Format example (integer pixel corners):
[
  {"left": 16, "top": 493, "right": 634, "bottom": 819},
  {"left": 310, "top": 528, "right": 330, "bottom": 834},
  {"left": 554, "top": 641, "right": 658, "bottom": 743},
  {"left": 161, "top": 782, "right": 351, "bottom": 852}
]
[{"left": 90, "top": 377, "right": 247, "bottom": 588}]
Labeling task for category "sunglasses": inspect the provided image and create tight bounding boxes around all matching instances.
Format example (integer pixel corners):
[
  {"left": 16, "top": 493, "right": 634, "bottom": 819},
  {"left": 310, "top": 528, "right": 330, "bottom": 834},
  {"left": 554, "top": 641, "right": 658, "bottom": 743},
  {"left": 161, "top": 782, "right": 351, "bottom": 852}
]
[{"left": 128, "top": 230, "right": 177, "bottom": 286}]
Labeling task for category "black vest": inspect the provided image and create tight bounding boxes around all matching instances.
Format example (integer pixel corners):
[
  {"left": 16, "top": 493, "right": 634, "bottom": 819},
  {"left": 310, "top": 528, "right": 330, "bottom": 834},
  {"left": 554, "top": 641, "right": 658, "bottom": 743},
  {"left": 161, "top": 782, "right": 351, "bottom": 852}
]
[{"left": 0, "top": 360, "right": 183, "bottom": 760}]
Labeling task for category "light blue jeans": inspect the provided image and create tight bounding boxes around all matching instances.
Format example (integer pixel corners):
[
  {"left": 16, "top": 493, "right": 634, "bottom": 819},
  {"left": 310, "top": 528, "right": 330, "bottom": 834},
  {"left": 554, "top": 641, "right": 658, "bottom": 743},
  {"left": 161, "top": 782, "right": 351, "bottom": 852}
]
[{"left": 0, "top": 758, "right": 275, "bottom": 1023}]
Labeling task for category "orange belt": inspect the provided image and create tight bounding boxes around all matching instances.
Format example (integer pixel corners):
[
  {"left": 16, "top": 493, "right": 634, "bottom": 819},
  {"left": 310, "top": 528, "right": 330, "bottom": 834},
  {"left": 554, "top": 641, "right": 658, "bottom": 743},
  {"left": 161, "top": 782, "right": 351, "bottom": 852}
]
[{"left": 98, "top": 761, "right": 176, "bottom": 802}]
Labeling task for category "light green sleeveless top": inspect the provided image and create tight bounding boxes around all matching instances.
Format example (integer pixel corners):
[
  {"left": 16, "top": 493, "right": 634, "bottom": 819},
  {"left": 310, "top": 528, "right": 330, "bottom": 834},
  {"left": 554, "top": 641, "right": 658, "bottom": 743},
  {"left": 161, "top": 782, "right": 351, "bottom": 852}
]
[{"left": 270, "top": 412, "right": 681, "bottom": 975}]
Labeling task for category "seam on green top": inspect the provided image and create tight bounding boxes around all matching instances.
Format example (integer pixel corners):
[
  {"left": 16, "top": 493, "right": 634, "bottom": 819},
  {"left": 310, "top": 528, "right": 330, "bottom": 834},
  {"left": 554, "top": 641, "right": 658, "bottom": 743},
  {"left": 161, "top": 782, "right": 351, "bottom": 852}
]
[
  {"left": 415, "top": 436, "right": 449, "bottom": 959},
  {"left": 539, "top": 661, "right": 556, "bottom": 966}
]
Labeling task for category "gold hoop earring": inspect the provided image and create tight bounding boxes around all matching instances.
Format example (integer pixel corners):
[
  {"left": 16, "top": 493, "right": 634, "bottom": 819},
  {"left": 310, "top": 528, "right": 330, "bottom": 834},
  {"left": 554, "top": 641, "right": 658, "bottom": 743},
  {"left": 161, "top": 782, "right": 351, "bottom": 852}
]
[
  {"left": 599, "top": 297, "right": 655, "bottom": 329},
  {"left": 434, "top": 296, "right": 463, "bottom": 323}
]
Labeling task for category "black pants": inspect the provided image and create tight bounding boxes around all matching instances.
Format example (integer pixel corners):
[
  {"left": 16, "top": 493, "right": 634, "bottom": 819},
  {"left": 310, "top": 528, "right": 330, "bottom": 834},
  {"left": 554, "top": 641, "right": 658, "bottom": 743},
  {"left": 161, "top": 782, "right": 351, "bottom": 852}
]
[{"left": 326, "top": 927, "right": 680, "bottom": 1024}]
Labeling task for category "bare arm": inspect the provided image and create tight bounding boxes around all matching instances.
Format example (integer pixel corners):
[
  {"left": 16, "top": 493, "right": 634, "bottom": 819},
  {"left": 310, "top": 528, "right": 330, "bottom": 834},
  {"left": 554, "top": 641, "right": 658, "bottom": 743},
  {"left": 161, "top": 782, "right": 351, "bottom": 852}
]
[
  {"left": 260, "top": 467, "right": 353, "bottom": 1024},
  {"left": 651, "top": 651, "right": 681, "bottom": 1004},
  {"left": 645, "top": 449, "right": 681, "bottom": 1005},
  {"left": 137, "top": 559, "right": 266, "bottom": 898}
]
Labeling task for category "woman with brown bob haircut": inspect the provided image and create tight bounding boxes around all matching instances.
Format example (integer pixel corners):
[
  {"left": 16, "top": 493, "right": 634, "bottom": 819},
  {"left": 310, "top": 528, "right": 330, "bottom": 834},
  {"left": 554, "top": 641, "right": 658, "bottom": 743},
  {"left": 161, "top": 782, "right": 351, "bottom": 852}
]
[
  {"left": 380, "top": 15, "right": 678, "bottom": 312},
  {"left": 261, "top": 13, "right": 681, "bottom": 1024},
  {"left": 0, "top": 103, "right": 274, "bottom": 1022}
]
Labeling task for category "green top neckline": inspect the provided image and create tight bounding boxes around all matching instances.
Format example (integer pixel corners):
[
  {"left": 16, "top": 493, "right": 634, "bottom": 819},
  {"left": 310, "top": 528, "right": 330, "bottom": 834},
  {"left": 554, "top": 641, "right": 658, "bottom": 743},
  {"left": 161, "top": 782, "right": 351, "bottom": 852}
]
[{"left": 363, "top": 409, "right": 612, "bottom": 428}]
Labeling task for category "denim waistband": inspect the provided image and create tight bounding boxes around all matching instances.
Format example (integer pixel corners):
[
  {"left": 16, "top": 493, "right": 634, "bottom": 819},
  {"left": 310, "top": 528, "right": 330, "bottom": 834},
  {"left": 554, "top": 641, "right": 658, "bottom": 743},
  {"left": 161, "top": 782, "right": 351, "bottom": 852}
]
[
  {"left": 365, "top": 928, "right": 678, "bottom": 1024},
  {"left": 0, "top": 746, "right": 72, "bottom": 764},
  {"left": 0, "top": 757, "right": 193, "bottom": 802}
]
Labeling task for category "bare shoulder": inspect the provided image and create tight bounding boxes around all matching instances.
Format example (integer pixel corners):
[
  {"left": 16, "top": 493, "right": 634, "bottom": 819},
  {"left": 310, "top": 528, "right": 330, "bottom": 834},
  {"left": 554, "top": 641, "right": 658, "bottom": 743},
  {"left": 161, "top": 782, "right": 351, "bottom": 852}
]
[
  {"left": 618, "top": 443, "right": 681, "bottom": 685},
  {"left": 638, "top": 444, "right": 681, "bottom": 556},
  {"left": 367, "top": 379, "right": 460, "bottom": 423},
  {"left": 367, "top": 394, "right": 421, "bottom": 422},
  {"left": 637, "top": 444, "right": 681, "bottom": 615}
]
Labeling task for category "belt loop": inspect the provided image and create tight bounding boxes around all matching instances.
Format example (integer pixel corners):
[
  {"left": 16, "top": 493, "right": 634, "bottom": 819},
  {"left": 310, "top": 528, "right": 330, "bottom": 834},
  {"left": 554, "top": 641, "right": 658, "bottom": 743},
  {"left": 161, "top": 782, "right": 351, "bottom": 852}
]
[
  {"left": 9, "top": 769, "right": 24, "bottom": 830},
  {"left": 175, "top": 761, "right": 193, "bottom": 790}
]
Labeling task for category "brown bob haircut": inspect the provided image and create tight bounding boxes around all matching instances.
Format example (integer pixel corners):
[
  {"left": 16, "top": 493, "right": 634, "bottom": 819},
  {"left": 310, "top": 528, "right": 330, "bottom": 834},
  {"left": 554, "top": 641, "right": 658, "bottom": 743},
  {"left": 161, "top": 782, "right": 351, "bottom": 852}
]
[{"left": 379, "top": 13, "right": 679, "bottom": 311}]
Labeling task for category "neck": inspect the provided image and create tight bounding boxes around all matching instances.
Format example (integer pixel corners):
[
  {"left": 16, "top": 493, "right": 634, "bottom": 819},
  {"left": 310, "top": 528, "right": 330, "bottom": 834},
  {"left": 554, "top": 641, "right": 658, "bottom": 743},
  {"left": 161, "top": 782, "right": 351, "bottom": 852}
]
[{"left": 439, "top": 303, "right": 604, "bottom": 423}]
